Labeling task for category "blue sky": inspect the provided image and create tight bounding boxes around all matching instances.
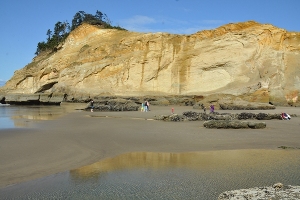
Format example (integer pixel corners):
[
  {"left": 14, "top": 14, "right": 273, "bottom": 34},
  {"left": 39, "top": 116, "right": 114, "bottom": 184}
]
[{"left": 0, "top": 0, "right": 299, "bottom": 83}]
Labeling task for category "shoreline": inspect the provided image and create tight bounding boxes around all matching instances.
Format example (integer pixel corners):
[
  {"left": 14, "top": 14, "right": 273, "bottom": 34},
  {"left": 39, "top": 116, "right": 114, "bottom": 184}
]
[{"left": 1, "top": 105, "right": 300, "bottom": 188}]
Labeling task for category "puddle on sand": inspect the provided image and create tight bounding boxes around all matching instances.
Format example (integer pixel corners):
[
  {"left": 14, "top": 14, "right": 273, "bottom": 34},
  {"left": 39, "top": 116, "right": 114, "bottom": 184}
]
[{"left": 1, "top": 149, "right": 300, "bottom": 199}]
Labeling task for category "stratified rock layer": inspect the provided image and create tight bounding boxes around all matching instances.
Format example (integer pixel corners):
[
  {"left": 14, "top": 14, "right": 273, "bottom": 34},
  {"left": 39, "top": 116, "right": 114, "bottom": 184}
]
[{"left": 1, "top": 21, "right": 300, "bottom": 105}]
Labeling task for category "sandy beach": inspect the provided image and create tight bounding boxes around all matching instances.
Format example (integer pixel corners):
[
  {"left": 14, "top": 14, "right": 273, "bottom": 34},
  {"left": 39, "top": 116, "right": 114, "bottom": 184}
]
[{"left": 0, "top": 105, "right": 300, "bottom": 188}]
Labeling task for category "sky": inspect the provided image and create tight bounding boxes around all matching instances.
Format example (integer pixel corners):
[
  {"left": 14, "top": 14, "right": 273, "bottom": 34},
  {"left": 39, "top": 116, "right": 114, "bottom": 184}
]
[{"left": 1, "top": 0, "right": 299, "bottom": 84}]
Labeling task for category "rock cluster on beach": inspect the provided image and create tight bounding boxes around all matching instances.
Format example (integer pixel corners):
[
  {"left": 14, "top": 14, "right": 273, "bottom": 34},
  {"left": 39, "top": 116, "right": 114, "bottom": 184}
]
[
  {"left": 217, "top": 100, "right": 276, "bottom": 110},
  {"left": 85, "top": 98, "right": 140, "bottom": 111},
  {"left": 154, "top": 111, "right": 285, "bottom": 122},
  {"left": 154, "top": 111, "right": 298, "bottom": 129},
  {"left": 203, "top": 120, "right": 266, "bottom": 129},
  {"left": 193, "top": 99, "right": 276, "bottom": 111},
  {"left": 218, "top": 183, "right": 300, "bottom": 200}
]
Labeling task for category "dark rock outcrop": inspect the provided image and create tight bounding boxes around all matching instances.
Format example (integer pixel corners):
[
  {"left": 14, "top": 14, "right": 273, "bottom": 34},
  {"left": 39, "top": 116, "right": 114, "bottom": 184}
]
[
  {"left": 85, "top": 98, "right": 140, "bottom": 111},
  {"left": 4, "top": 93, "right": 64, "bottom": 105},
  {"left": 154, "top": 114, "right": 185, "bottom": 122},
  {"left": 219, "top": 100, "right": 275, "bottom": 110},
  {"left": 154, "top": 111, "right": 292, "bottom": 123},
  {"left": 203, "top": 120, "right": 266, "bottom": 129}
]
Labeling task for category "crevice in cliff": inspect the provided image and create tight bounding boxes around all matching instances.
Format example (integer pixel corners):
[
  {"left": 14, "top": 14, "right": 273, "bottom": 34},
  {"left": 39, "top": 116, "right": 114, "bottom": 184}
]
[
  {"left": 140, "top": 41, "right": 150, "bottom": 86},
  {"left": 35, "top": 81, "right": 58, "bottom": 93},
  {"left": 235, "top": 39, "right": 245, "bottom": 47},
  {"left": 202, "top": 62, "right": 229, "bottom": 71},
  {"left": 16, "top": 75, "right": 33, "bottom": 87},
  {"left": 79, "top": 64, "right": 111, "bottom": 83},
  {"left": 146, "top": 61, "right": 172, "bottom": 82}
]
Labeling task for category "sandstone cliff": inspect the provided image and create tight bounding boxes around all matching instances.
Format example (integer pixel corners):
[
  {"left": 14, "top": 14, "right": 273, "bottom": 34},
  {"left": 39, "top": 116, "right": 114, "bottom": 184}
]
[{"left": 1, "top": 21, "right": 300, "bottom": 105}]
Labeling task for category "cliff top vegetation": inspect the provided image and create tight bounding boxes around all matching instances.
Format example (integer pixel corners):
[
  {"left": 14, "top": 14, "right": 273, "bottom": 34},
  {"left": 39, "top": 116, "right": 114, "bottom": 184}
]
[{"left": 35, "top": 10, "right": 126, "bottom": 55}]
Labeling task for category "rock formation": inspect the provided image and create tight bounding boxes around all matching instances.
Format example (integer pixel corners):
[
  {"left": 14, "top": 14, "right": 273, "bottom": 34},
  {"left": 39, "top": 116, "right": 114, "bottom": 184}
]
[
  {"left": 203, "top": 120, "right": 266, "bottom": 129},
  {"left": 1, "top": 21, "right": 300, "bottom": 105},
  {"left": 154, "top": 111, "right": 289, "bottom": 122},
  {"left": 218, "top": 183, "right": 300, "bottom": 199}
]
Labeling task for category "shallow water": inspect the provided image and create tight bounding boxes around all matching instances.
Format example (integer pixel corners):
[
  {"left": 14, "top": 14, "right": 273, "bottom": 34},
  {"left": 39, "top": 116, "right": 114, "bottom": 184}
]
[
  {"left": 1, "top": 149, "right": 299, "bottom": 199},
  {"left": 0, "top": 103, "right": 85, "bottom": 129}
]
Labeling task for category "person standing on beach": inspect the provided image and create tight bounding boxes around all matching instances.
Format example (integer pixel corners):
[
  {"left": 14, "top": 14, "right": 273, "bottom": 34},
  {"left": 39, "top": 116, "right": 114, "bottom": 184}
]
[
  {"left": 209, "top": 104, "right": 214, "bottom": 114},
  {"left": 90, "top": 100, "right": 94, "bottom": 112},
  {"left": 141, "top": 102, "right": 144, "bottom": 112},
  {"left": 144, "top": 101, "right": 148, "bottom": 112},
  {"left": 146, "top": 101, "right": 150, "bottom": 111}
]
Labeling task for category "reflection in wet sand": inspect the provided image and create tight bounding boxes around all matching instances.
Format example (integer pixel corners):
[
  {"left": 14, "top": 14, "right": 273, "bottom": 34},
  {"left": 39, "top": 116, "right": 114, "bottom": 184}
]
[
  {"left": 70, "top": 149, "right": 300, "bottom": 181},
  {"left": 1, "top": 149, "right": 300, "bottom": 199},
  {"left": 0, "top": 102, "right": 86, "bottom": 128}
]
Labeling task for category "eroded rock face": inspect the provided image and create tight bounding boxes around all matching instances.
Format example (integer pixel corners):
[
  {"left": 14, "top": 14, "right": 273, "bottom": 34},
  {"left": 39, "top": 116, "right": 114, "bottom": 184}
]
[{"left": 1, "top": 21, "right": 300, "bottom": 105}]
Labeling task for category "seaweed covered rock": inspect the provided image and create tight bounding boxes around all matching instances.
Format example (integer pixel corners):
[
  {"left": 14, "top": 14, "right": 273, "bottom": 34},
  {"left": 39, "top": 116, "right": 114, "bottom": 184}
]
[
  {"left": 237, "top": 112, "right": 257, "bottom": 120},
  {"left": 154, "top": 114, "right": 184, "bottom": 122},
  {"left": 182, "top": 111, "right": 200, "bottom": 121},
  {"left": 155, "top": 110, "right": 293, "bottom": 122},
  {"left": 85, "top": 98, "right": 140, "bottom": 111},
  {"left": 203, "top": 120, "right": 266, "bottom": 129},
  {"left": 219, "top": 100, "right": 275, "bottom": 110}
]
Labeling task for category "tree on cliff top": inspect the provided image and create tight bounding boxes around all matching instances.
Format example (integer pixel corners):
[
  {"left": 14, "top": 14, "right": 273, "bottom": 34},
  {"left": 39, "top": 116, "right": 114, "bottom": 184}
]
[{"left": 35, "top": 10, "right": 126, "bottom": 55}]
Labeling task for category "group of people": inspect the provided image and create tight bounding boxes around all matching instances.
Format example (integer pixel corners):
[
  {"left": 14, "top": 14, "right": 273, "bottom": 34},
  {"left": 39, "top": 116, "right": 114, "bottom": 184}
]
[
  {"left": 202, "top": 104, "right": 215, "bottom": 114},
  {"left": 141, "top": 101, "right": 150, "bottom": 112}
]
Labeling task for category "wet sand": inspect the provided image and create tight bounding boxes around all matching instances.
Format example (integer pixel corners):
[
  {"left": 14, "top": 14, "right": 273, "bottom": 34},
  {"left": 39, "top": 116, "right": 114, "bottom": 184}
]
[{"left": 0, "top": 105, "right": 300, "bottom": 188}]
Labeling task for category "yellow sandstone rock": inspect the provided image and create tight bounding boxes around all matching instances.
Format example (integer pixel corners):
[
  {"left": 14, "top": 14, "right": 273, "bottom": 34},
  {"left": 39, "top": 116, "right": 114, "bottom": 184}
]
[{"left": 1, "top": 21, "right": 300, "bottom": 105}]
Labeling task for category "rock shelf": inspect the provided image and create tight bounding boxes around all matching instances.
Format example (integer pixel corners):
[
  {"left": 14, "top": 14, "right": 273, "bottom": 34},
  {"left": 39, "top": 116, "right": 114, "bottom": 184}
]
[{"left": 218, "top": 183, "right": 300, "bottom": 200}]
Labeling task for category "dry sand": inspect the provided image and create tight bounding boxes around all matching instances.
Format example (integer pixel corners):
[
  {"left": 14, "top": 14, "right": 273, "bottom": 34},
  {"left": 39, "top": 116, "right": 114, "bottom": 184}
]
[{"left": 0, "top": 105, "right": 300, "bottom": 188}]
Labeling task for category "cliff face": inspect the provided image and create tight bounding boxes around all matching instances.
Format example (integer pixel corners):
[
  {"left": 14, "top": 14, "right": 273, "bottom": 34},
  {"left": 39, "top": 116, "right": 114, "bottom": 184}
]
[{"left": 1, "top": 21, "right": 300, "bottom": 105}]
